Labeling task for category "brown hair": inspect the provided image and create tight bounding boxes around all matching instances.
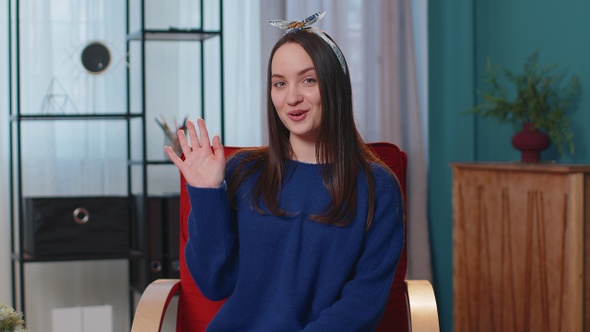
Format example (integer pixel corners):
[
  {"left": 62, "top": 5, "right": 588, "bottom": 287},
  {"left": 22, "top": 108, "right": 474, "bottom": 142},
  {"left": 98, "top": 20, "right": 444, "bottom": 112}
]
[{"left": 228, "top": 30, "right": 387, "bottom": 230}]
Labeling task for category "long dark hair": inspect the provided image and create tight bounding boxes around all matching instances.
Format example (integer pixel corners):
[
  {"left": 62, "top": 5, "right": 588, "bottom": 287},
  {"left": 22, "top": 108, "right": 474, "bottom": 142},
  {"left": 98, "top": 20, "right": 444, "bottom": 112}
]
[{"left": 228, "top": 30, "right": 385, "bottom": 230}]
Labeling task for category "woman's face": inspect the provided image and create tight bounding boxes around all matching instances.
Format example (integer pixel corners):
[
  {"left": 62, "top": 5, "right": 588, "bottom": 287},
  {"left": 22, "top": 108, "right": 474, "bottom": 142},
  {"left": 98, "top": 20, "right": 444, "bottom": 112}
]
[{"left": 270, "top": 42, "right": 323, "bottom": 145}]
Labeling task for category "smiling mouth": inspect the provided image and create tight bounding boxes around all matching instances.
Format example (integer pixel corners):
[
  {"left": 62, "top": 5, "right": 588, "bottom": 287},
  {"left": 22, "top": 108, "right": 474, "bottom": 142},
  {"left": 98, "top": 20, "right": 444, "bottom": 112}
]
[{"left": 288, "top": 110, "right": 308, "bottom": 121}]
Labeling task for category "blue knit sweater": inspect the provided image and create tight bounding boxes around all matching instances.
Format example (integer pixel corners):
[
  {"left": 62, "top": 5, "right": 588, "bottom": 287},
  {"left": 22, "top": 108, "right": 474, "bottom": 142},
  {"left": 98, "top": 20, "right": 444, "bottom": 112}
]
[{"left": 185, "top": 154, "right": 404, "bottom": 331}]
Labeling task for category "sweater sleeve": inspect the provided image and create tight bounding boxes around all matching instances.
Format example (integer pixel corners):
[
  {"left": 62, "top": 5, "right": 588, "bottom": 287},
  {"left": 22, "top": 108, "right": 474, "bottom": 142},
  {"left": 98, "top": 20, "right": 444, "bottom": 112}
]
[
  {"left": 303, "top": 167, "right": 405, "bottom": 331},
  {"left": 184, "top": 182, "right": 239, "bottom": 301}
]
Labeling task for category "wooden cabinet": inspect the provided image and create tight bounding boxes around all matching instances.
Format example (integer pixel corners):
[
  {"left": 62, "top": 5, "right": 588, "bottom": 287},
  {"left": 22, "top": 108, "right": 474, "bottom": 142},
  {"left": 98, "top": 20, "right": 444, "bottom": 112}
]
[{"left": 451, "top": 163, "right": 590, "bottom": 332}]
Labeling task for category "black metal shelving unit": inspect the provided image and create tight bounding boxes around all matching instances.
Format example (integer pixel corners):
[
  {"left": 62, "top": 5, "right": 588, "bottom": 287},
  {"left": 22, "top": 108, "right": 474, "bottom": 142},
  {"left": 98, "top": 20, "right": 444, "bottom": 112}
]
[
  {"left": 8, "top": 0, "right": 224, "bottom": 327},
  {"left": 9, "top": 0, "right": 137, "bottom": 316}
]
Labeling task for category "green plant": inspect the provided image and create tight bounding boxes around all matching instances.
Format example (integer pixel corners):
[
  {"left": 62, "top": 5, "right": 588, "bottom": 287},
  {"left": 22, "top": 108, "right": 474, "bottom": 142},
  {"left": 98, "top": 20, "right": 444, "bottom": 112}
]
[
  {"left": 466, "top": 49, "right": 581, "bottom": 155},
  {"left": 0, "top": 303, "right": 27, "bottom": 332}
]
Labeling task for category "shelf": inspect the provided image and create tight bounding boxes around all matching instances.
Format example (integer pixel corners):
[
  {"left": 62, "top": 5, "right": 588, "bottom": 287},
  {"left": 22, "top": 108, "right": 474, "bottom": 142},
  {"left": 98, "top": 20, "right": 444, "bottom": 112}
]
[
  {"left": 128, "top": 160, "right": 174, "bottom": 166},
  {"left": 10, "top": 113, "right": 143, "bottom": 121},
  {"left": 127, "top": 29, "right": 220, "bottom": 42},
  {"left": 8, "top": 0, "right": 223, "bottom": 325},
  {"left": 13, "top": 250, "right": 144, "bottom": 263}
]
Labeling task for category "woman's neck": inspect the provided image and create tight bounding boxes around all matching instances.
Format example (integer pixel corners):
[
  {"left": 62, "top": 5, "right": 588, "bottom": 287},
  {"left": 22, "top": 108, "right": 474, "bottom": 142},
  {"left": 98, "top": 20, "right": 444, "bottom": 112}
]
[{"left": 289, "top": 137, "right": 317, "bottom": 164}]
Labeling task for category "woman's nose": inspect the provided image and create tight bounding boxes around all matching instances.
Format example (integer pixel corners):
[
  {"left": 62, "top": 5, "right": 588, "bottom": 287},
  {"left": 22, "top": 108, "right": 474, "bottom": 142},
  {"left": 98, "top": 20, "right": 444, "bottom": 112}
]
[{"left": 287, "top": 87, "right": 303, "bottom": 105}]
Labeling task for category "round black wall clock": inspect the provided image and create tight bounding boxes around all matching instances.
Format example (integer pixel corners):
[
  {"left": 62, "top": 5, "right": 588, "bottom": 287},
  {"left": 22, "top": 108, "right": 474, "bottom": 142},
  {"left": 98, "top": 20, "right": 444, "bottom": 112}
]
[{"left": 80, "top": 41, "right": 112, "bottom": 74}]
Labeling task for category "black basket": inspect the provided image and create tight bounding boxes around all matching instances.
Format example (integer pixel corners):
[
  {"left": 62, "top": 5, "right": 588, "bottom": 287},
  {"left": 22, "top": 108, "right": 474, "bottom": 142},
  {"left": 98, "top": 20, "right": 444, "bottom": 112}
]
[{"left": 23, "top": 196, "right": 131, "bottom": 258}]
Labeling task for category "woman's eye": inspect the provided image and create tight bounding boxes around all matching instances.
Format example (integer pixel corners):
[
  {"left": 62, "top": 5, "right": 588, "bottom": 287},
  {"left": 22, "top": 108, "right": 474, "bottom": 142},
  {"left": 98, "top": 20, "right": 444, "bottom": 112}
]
[
  {"left": 273, "top": 81, "right": 285, "bottom": 88},
  {"left": 303, "top": 78, "right": 316, "bottom": 84}
]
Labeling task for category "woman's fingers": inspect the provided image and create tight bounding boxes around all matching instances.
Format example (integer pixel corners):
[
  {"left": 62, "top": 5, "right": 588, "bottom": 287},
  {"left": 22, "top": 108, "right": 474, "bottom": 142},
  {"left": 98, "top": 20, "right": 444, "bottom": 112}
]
[
  {"left": 164, "top": 118, "right": 225, "bottom": 188},
  {"left": 165, "top": 145, "right": 183, "bottom": 166},
  {"left": 177, "top": 127, "right": 191, "bottom": 156},
  {"left": 196, "top": 118, "right": 212, "bottom": 151},
  {"left": 211, "top": 133, "right": 225, "bottom": 160},
  {"left": 186, "top": 119, "right": 200, "bottom": 150},
  {"left": 169, "top": 118, "right": 219, "bottom": 159}
]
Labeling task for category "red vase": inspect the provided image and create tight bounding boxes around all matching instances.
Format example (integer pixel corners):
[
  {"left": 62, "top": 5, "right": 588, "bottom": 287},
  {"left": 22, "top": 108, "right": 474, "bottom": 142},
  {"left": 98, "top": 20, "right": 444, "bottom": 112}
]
[{"left": 511, "top": 122, "right": 550, "bottom": 163}]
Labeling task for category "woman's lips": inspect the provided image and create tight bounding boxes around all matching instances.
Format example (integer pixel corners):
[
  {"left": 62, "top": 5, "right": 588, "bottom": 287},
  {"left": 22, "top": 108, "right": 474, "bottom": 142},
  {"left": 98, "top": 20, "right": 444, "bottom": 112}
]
[{"left": 287, "top": 110, "right": 308, "bottom": 122}]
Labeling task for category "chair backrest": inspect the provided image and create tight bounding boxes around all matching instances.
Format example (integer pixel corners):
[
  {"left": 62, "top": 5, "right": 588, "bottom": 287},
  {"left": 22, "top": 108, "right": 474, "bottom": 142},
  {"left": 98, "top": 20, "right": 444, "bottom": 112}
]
[{"left": 177, "top": 142, "right": 408, "bottom": 331}]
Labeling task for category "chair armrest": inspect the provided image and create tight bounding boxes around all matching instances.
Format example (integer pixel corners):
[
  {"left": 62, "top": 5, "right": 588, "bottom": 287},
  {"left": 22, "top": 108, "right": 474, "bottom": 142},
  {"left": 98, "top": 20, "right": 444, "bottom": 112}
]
[
  {"left": 405, "top": 280, "right": 440, "bottom": 332},
  {"left": 131, "top": 279, "right": 181, "bottom": 332}
]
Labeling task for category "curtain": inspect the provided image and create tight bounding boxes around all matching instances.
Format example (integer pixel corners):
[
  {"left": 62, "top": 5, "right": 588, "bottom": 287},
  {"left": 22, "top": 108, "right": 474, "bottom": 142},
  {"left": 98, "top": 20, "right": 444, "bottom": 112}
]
[
  {"left": 1, "top": 0, "right": 11, "bottom": 309},
  {"left": 223, "top": 0, "right": 263, "bottom": 146},
  {"left": 261, "top": 0, "right": 432, "bottom": 280}
]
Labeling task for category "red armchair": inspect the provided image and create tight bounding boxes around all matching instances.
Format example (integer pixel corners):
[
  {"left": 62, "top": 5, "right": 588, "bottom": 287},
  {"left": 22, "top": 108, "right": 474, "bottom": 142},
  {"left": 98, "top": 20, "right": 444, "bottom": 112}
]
[{"left": 131, "top": 142, "right": 439, "bottom": 331}]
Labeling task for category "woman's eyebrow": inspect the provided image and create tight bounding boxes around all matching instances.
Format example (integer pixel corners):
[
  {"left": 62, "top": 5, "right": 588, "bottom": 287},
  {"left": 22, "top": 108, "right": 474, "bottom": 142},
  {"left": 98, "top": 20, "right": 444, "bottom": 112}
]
[
  {"left": 297, "top": 67, "right": 315, "bottom": 75},
  {"left": 271, "top": 66, "right": 316, "bottom": 78}
]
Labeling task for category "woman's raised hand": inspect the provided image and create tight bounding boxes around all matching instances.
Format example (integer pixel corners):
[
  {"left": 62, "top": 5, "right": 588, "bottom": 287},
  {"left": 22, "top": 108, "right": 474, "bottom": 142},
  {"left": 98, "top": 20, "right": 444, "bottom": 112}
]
[{"left": 165, "top": 118, "right": 226, "bottom": 188}]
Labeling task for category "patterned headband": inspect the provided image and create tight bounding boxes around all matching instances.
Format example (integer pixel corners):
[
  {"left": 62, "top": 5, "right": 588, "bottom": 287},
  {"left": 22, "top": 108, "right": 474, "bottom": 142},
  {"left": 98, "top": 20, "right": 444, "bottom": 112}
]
[{"left": 268, "top": 11, "right": 347, "bottom": 74}]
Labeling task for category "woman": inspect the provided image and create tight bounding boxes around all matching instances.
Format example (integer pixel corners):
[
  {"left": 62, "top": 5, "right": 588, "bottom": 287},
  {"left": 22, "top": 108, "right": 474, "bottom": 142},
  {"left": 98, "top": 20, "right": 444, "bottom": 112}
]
[{"left": 166, "top": 12, "right": 404, "bottom": 331}]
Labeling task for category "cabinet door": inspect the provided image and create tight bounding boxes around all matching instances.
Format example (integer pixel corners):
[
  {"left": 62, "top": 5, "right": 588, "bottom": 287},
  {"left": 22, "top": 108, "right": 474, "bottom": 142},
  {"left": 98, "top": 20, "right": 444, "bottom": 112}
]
[{"left": 452, "top": 165, "right": 586, "bottom": 332}]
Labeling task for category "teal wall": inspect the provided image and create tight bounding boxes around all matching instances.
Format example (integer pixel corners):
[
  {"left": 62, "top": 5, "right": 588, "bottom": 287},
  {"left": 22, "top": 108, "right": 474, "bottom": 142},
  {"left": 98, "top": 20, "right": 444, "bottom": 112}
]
[{"left": 428, "top": 1, "right": 590, "bottom": 331}]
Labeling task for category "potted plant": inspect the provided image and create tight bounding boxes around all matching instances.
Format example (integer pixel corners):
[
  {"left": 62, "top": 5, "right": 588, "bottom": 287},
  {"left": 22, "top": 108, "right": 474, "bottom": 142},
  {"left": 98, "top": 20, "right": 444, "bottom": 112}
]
[
  {"left": 466, "top": 49, "right": 581, "bottom": 162},
  {"left": 0, "top": 303, "right": 27, "bottom": 332}
]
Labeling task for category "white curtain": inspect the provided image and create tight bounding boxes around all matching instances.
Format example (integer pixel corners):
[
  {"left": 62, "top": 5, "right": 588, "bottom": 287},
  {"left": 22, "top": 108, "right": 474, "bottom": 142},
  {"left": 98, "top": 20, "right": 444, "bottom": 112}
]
[
  {"left": 260, "top": 0, "right": 432, "bottom": 280},
  {"left": 1, "top": 0, "right": 11, "bottom": 311},
  {"left": 223, "top": 0, "right": 263, "bottom": 146}
]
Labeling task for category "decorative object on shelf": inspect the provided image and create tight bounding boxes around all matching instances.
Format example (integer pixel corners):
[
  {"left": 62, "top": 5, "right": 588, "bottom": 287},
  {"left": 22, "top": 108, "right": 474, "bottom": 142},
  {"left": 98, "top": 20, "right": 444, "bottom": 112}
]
[
  {"left": 156, "top": 115, "right": 187, "bottom": 156},
  {"left": 0, "top": 303, "right": 27, "bottom": 332},
  {"left": 39, "top": 78, "right": 79, "bottom": 115},
  {"left": 80, "top": 41, "right": 112, "bottom": 75},
  {"left": 466, "top": 49, "right": 581, "bottom": 161},
  {"left": 511, "top": 122, "right": 551, "bottom": 162}
]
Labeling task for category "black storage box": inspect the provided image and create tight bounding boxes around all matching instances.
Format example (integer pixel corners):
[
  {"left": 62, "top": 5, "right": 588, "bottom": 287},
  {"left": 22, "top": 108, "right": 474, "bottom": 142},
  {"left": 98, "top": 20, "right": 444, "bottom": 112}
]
[
  {"left": 23, "top": 196, "right": 131, "bottom": 258},
  {"left": 130, "top": 195, "right": 180, "bottom": 290}
]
